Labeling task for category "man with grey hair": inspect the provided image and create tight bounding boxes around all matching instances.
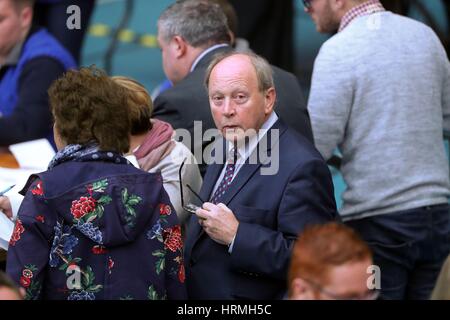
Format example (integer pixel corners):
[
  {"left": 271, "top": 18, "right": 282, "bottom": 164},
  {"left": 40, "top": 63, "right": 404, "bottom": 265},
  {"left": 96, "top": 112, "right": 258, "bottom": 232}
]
[
  {"left": 153, "top": 0, "right": 312, "bottom": 175},
  {"left": 304, "top": 0, "right": 450, "bottom": 299},
  {"left": 184, "top": 51, "right": 337, "bottom": 300}
]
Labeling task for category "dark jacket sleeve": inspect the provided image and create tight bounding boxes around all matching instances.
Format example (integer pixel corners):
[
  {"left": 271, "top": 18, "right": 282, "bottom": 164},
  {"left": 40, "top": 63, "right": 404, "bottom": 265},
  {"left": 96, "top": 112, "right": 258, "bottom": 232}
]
[
  {"left": 0, "top": 57, "right": 65, "bottom": 146},
  {"left": 153, "top": 94, "right": 182, "bottom": 128},
  {"left": 6, "top": 179, "right": 54, "bottom": 300},
  {"left": 230, "top": 159, "right": 337, "bottom": 280}
]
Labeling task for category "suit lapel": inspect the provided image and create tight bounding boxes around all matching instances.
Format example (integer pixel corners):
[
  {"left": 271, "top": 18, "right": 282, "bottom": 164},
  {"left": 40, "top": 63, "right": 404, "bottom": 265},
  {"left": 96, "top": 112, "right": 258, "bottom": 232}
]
[
  {"left": 219, "top": 120, "right": 287, "bottom": 205},
  {"left": 200, "top": 163, "right": 223, "bottom": 201}
]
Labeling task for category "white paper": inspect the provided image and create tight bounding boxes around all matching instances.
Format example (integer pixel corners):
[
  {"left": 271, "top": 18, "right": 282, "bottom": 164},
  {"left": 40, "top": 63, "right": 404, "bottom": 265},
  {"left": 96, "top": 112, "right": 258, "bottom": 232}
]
[
  {"left": 0, "top": 180, "right": 28, "bottom": 251},
  {"left": 0, "top": 167, "right": 37, "bottom": 186},
  {"left": 0, "top": 139, "right": 54, "bottom": 251},
  {"left": 0, "top": 169, "right": 36, "bottom": 250},
  {"left": 0, "top": 212, "right": 14, "bottom": 250},
  {"left": 9, "top": 139, "right": 55, "bottom": 170}
]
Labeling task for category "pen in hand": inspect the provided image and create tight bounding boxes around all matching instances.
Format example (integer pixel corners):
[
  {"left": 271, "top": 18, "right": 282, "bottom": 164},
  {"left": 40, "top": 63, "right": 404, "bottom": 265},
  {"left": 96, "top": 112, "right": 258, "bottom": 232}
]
[{"left": 0, "top": 184, "right": 15, "bottom": 197}]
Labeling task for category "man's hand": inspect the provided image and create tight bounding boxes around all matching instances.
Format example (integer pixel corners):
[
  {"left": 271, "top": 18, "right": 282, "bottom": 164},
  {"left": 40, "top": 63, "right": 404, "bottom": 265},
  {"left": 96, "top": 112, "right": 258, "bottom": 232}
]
[
  {"left": 0, "top": 196, "right": 12, "bottom": 219},
  {"left": 196, "top": 202, "right": 239, "bottom": 246}
]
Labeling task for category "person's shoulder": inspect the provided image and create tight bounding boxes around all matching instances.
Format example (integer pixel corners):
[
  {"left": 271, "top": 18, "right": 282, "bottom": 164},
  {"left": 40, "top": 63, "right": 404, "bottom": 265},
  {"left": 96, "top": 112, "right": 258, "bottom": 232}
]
[
  {"left": 20, "top": 56, "right": 66, "bottom": 76},
  {"left": 156, "top": 140, "right": 195, "bottom": 169},
  {"left": 20, "top": 27, "right": 75, "bottom": 66},
  {"left": 271, "top": 65, "right": 300, "bottom": 84},
  {"left": 315, "top": 35, "right": 350, "bottom": 64},
  {"left": 44, "top": 161, "right": 159, "bottom": 190},
  {"left": 171, "top": 140, "right": 196, "bottom": 160},
  {"left": 394, "top": 13, "right": 442, "bottom": 43},
  {"left": 156, "top": 71, "right": 207, "bottom": 104},
  {"left": 279, "top": 125, "right": 325, "bottom": 162},
  {"left": 389, "top": 11, "right": 429, "bottom": 28}
]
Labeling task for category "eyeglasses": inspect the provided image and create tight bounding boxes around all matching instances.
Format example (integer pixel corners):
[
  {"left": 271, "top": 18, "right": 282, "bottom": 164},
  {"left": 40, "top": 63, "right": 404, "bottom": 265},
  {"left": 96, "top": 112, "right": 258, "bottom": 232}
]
[
  {"left": 302, "top": 0, "right": 313, "bottom": 10},
  {"left": 179, "top": 158, "right": 204, "bottom": 214},
  {"left": 302, "top": 277, "right": 380, "bottom": 300}
]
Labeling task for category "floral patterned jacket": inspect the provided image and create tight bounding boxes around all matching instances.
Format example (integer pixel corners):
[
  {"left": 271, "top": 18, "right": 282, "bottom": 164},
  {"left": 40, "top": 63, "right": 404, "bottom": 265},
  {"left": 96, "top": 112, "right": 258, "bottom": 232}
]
[{"left": 6, "top": 147, "right": 186, "bottom": 300}]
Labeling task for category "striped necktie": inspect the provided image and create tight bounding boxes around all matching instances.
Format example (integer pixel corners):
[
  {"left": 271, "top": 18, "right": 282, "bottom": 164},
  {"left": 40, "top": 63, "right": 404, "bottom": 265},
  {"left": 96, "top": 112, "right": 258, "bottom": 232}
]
[{"left": 210, "top": 147, "right": 238, "bottom": 204}]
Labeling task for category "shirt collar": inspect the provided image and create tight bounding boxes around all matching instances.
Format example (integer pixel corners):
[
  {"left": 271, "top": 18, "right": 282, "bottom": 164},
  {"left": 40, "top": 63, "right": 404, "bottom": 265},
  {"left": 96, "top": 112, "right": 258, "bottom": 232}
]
[
  {"left": 338, "top": 0, "right": 385, "bottom": 33},
  {"left": 228, "top": 111, "right": 279, "bottom": 163},
  {"left": 190, "top": 43, "right": 230, "bottom": 72}
]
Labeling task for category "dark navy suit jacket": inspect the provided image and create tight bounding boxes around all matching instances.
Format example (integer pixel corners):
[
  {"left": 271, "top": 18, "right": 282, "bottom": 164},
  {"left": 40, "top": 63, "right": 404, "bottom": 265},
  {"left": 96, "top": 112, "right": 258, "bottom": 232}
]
[{"left": 184, "top": 120, "right": 338, "bottom": 300}]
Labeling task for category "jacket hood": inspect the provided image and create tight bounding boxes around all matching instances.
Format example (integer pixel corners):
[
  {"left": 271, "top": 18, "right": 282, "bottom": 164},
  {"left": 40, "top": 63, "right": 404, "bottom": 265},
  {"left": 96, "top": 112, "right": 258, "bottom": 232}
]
[{"left": 44, "top": 172, "right": 164, "bottom": 247}]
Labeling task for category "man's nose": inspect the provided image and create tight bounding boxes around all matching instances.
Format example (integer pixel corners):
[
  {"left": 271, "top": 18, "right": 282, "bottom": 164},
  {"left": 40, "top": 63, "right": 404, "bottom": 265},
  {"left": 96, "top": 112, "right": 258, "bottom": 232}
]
[{"left": 222, "top": 99, "right": 236, "bottom": 116}]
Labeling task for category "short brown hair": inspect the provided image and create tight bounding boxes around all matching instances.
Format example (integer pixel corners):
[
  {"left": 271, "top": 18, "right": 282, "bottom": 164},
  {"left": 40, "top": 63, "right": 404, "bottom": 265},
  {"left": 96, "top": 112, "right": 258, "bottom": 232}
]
[
  {"left": 110, "top": 76, "right": 153, "bottom": 135},
  {"left": 48, "top": 66, "right": 131, "bottom": 153},
  {"left": 288, "top": 223, "right": 372, "bottom": 297}
]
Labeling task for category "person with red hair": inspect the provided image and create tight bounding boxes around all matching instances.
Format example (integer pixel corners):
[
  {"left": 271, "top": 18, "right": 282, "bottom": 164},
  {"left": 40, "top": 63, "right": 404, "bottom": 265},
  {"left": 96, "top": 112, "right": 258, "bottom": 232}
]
[{"left": 288, "top": 222, "right": 378, "bottom": 300}]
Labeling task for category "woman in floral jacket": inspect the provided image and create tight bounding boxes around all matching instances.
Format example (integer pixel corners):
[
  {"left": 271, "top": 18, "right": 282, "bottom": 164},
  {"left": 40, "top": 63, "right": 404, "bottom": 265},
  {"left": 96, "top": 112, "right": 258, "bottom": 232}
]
[{"left": 6, "top": 67, "right": 186, "bottom": 300}]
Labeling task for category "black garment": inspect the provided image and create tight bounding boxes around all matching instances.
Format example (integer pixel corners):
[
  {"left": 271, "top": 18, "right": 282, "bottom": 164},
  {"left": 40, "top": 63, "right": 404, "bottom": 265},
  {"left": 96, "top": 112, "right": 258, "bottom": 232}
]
[
  {"left": 346, "top": 204, "right": 450, "bottom": 300},
  {"left": 0, "top": 52, "right": 65, "bottom": 146},
  {"left": 229, "top": 0, "right": 294, "bottom": 71},
  {"left": 33, "top": 0, "right": 95, "bottom": 64},
  {"left": 153, "top": 46, "right": 312, "bottom": 176}
]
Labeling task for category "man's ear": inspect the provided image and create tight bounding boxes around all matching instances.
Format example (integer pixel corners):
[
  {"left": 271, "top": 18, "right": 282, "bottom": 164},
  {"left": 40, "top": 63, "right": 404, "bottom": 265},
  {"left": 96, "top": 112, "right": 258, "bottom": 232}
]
[
  {"left": 331, "top": 0, "right": 346, "bottom": 11},
  {"left": 171, "top": 35, "right": 188, "bottom": 59},
  {"left": 290, "top": 277, "right": 317, "bottom": 300},
  {"left": 228, "top": 30, "right": 236, "bottom": 47},
  {"left": 20, "top": 6, "right": 33, "bottom": 30},
  {"left": 264, "top": 87, "right": 276, "bottom": 115}
]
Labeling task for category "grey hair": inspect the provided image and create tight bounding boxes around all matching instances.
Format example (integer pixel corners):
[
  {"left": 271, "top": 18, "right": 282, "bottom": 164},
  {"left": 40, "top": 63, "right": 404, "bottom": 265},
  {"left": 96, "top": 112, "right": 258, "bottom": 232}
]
[
  {"left": 205, "top": 51, "right": 275, "bottom": 92},
  {"left": 158, "top": 0, "right": 231, "bottom": 48}
]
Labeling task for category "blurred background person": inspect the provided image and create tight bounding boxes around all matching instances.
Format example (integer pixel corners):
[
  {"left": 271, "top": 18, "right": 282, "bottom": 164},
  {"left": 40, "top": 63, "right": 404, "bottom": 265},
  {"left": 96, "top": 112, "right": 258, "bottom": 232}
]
[
  {"left": 0, "top": 0, "right": 76, "bottom": 148},
  {"left": 112, "top": 76, "right": 202, "bottom": 227},
  {"left": 305, "top": 0, "right": 450, "bottom": 299},
  {"left": 6, "top": 66, "right": 186, "bottom": 300},
  {"left": 288, "top": 222, "right": 378, "bottom": 300}
]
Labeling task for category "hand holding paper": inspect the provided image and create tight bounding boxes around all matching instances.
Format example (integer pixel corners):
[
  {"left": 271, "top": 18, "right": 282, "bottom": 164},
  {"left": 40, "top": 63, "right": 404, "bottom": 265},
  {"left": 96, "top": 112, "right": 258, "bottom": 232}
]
[{"left": 0, "top": 210, "right": 14, "bottom": 250}]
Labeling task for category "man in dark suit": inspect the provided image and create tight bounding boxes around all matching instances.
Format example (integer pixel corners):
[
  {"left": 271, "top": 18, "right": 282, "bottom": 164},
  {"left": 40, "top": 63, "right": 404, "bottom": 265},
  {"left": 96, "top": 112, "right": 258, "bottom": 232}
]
[
  {"left": 154, "top": 0, "right": 312, "bottom": 175},
  {"left": 184, "top": 51, "right": 337, "bottom": 300}
]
